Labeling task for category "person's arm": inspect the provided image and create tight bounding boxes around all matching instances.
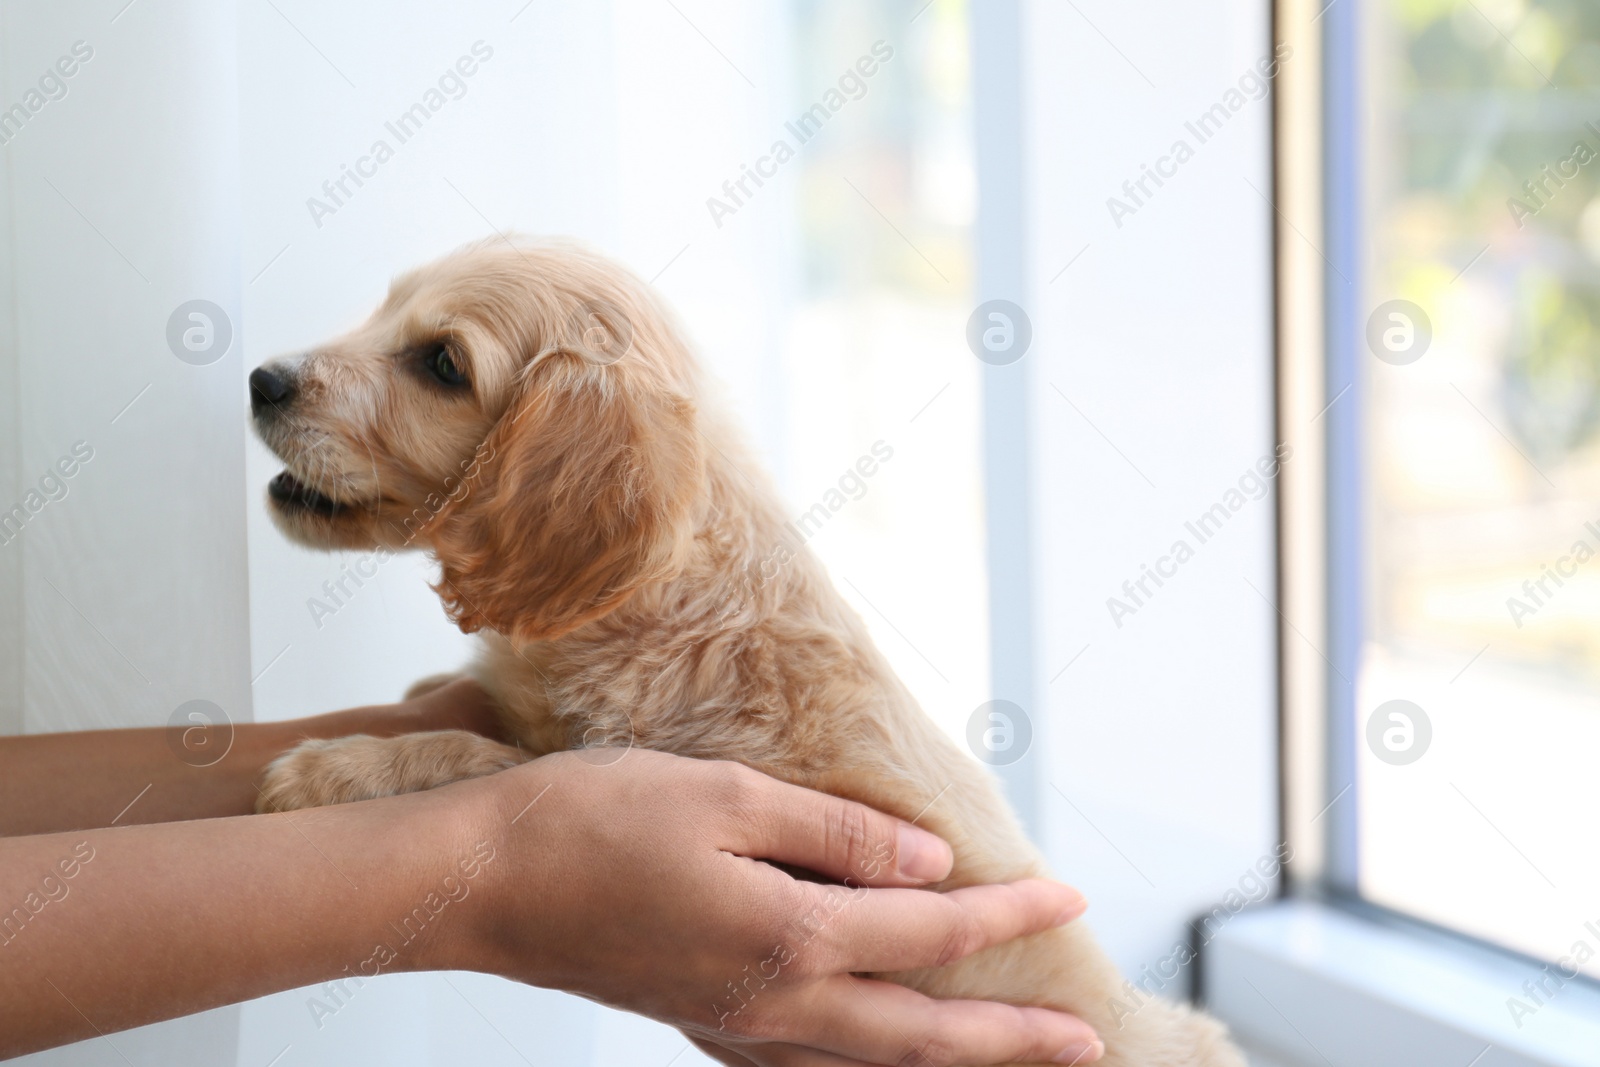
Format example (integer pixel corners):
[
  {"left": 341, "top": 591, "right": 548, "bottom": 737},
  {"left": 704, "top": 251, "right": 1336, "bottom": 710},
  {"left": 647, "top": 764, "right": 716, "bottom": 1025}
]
[
  {"left": 0, "top": 749, "right": 1103, "bottom": 1065},
  {"left": 0, "top": 678, "right": 500, "bottom": 835}
]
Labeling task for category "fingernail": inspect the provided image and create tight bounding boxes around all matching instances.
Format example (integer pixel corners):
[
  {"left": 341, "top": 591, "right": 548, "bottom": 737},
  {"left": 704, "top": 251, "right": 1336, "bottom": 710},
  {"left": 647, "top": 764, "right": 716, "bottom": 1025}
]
[
  {"left": 1057, "top": 888, "right": 1089, "bottom": 925},
  {"left": 1054, "top": 1038, "right": 1104, "bottom": 1063},
  {"left": 896, "top": 824, "right": 953, "bottom": 882}
]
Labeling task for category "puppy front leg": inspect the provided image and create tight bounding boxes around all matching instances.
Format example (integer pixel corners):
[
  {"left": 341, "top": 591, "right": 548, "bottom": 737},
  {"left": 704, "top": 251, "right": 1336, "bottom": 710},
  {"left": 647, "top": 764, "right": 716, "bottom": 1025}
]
[{"left": 256, "top": 731, "right": 527, "bottom": 813}]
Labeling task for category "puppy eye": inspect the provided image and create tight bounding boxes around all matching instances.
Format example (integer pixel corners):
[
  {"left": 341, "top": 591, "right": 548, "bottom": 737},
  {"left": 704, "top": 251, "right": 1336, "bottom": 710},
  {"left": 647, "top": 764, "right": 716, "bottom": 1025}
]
[{"left": 426, "top": 344, "right": 468, "bottom": 387}]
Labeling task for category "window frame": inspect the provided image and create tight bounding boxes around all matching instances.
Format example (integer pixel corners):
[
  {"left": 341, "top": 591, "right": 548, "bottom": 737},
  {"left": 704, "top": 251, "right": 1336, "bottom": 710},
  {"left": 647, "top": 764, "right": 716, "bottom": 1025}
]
[
  {"left": 1219, "top": 0, "right": 1600, "bottom": 1061},
  {"left": 1317, "top": 0, "right": 1365, "bottom": 896},
  {"left": 1296, "top": 0, "right": 1600, "bottom": 951}
]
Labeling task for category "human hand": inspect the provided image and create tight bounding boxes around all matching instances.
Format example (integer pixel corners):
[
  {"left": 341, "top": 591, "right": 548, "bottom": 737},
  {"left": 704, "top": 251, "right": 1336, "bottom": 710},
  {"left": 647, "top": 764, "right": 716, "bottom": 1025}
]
[
  {"left": 387, "top": 675, "right": 506, "bottom": 741},
  {"left": 441, "top": 750, "right": 1102, "bottom": 1065}
]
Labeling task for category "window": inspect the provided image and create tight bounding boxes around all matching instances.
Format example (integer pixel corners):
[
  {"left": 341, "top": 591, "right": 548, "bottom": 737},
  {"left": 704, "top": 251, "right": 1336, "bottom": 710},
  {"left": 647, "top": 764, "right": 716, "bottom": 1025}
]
[
  {"left": 780, "top": 0, "right": 990, "bottom": 745},
  {"left": 1324, "top": 0, "right": 1600, "bottom": 978}
]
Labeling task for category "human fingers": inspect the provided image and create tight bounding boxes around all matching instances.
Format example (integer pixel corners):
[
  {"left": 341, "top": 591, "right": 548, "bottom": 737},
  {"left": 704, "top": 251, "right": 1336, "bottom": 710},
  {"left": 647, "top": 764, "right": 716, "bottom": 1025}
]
[
  {"left": 701, "top": 1037, "right": 883, "bottom": 1067},
  {"left": 816, "top": 878, "right": 1086, "bottom": 974},
  {"left": 691, "top": 1036, "right": 762, "bottom": 1067},
  {"left": 710, "top": 764, "right": 952, "bottom": 886},
  {"left": 791, "top": 977, "right": 1103, "bottom": 1066}
]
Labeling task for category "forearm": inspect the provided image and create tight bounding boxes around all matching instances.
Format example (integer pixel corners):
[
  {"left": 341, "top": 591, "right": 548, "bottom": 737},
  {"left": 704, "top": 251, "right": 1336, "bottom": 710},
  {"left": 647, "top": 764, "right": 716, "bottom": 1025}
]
[
  {"left": 0, "top": 709, "right": 411, "bottom": 834},
  {"left": 0, "top": 679, "right": 501, "bottom": 835},
  {"left": 0, "top": 783, "right": 485, "bottom": 1058}
]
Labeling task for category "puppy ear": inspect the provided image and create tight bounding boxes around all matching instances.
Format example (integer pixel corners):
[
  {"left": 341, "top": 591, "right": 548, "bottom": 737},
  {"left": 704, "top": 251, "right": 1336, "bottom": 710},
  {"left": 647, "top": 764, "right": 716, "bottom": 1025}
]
[{"left": 431, "top": 351, "right": 703, "bottom": 641}]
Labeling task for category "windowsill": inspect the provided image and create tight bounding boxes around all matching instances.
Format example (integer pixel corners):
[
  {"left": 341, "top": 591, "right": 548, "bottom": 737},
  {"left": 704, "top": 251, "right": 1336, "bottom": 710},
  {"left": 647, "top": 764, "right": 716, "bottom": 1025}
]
[{"left": 1201, "top": 898, "right": 1600, "bottom": 1067}]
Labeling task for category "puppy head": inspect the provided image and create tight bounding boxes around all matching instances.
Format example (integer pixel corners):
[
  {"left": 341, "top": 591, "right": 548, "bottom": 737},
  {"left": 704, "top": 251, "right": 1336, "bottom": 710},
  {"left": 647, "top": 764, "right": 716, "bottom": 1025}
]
[{"left": 251, "top": 238, "right": 705, "bottom": 641}]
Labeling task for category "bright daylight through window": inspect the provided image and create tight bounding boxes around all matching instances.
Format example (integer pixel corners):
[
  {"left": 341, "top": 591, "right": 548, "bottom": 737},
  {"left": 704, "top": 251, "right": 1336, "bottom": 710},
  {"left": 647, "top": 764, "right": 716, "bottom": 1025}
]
[{"left": 1337, "top": 0, "right": 1600, "bottom": 991}]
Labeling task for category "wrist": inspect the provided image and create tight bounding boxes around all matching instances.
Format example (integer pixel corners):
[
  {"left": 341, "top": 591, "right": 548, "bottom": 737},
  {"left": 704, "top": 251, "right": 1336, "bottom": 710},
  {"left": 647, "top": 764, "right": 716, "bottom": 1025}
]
[{"left": 399, "top": 773, "right": 521, "bottom": 978}]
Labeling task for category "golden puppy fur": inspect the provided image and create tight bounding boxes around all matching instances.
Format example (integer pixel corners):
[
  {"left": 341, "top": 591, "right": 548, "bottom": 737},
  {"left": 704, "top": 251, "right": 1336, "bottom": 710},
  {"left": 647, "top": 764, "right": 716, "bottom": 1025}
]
[{"left": 252, "top": 238, "right": 1245, "bottom": 1067}]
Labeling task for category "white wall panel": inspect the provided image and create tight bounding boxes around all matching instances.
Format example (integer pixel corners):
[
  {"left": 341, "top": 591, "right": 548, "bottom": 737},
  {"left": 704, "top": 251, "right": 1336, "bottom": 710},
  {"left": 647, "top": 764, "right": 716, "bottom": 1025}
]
[
  {"left": 1021, "top": 0, "right": 1281, "bottom": 981},
  {"left": 1, "top": 0, "right": 248, "bottom": 1063}
]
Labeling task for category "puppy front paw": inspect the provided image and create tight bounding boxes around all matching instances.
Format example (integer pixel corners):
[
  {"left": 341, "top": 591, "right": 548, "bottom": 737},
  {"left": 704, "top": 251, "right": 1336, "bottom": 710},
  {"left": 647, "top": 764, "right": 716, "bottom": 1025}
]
[
  {"left": 257, "top": 737, "right": 367, "bottom": 813},
  {"left": 255, "top": 731, "right": 525, "bottom": 813}
]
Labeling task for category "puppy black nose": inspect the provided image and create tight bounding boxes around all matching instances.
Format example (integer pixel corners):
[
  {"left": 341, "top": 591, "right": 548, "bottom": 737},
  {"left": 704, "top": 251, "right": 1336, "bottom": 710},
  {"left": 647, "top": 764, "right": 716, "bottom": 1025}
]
[{"left": 249, "top": 366, "right": 295, "bottom": 415}]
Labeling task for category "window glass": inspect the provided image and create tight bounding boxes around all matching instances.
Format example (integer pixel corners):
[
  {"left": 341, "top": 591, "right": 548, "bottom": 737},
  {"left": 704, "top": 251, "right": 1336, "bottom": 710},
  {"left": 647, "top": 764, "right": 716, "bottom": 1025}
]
[
  {"left": 1351, "top": 0, "right": 1600, "bottom": 976},
  {"left": 784, "top": 0, "right": 988, "bottom": 743}
]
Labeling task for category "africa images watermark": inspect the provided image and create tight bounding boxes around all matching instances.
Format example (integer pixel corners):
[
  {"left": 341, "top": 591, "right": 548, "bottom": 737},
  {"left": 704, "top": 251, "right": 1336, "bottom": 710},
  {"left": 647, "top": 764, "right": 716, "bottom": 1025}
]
[
  {"left": 705, "top": 40, "right": 895, "bottom": 229},
  {"left": 967, "top": 699, "right": 1032, "bottom": 767},
  {"left": 302, "top": 300, "right": 631, "bottom": 629},
  {"left": 0, "top": 40, "right": 94, "bottom": 148},
  {"left": 1506, "top": 123, "right": 1600, "bottom": 229},
  {"left": 1105, "top": 444, "right": 1292, "bottom": 629},
  {"left": 713, "top": 440, "right": 895, "bottom": 624},
  {"left": 711, "top": 837, "right": 893, "bottom": 1030},
  {"left": 0, "top": 841, "right": 96, "bottom": 949},
  {"left": 1505, "top": 916, "right": 1600, "bottom": 1030},
  {"left": 1504, "top": 516, "right": 1600, "bottom": 628},
  {"left": 1106, "top": 42, "right": 1292, "bottom": 229},
  {"left": 305, "top": 840, "right": 497, "bottom": 1029},
  {"left": 306, "top": 40, "right": 495, "bottom": 230},
  {"left": 0, "top": 441, "right": 95, "bottom": 549},
  {"left": 1106, "top": 843, "right": 1293, "bottom": 1029},
  {"left": 305, "top": 438, "right": 497, "bottom": 629}
]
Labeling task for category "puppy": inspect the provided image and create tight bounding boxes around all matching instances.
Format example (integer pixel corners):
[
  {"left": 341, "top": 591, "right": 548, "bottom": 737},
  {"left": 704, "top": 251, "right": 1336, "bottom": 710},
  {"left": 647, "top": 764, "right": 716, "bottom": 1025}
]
[{"left": 251, "top": 238, "right": 1245, "bottom": 1067}]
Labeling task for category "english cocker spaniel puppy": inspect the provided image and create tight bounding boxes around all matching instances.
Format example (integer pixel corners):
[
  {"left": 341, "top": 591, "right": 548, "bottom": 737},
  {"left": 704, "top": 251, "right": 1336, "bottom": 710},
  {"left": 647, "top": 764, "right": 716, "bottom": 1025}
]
[{"left": 250, "top": 238, "right": 1244, "bottom": 1067}]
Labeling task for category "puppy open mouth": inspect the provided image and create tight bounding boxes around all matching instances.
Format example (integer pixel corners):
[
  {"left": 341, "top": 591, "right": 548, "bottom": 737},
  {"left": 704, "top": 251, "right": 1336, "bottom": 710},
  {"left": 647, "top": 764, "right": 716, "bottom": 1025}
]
[{"left": 268, "top": 471, "right": 355, "bottom": 518}]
